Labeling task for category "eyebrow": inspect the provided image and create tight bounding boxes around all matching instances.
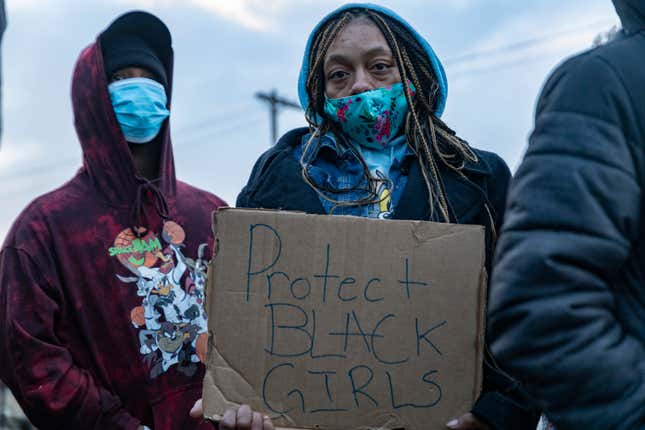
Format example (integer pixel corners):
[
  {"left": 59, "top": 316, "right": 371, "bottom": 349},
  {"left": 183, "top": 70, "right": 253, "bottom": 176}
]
[{"left": 324, "top": 46, "right": 393, "bottom": 67}]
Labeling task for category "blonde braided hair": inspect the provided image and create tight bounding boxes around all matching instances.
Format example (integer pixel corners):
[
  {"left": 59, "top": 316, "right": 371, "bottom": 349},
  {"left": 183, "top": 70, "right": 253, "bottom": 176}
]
[{"left": 301, "top": 9, "right": 478, "bottom": 221}]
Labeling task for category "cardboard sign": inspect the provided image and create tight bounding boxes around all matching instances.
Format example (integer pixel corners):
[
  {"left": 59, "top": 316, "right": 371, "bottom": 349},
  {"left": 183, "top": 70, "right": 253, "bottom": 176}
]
[{"left": 204, "top": 208, "right": 486, "bottom": 430}]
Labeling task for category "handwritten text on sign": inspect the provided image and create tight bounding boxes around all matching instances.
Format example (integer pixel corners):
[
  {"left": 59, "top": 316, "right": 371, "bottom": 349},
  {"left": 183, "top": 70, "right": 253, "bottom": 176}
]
[
  {"left": 205, "top": 209, "right": 484, "bottom": 430},
  {"left": 246, "top": 223, "right": 446, "bottom": 415}
]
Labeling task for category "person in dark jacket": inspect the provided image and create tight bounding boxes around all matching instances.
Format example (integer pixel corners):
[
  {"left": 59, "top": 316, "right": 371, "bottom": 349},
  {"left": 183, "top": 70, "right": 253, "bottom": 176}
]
[
  {"left": 236, "top": 4, "right": 540, "bottom": 429},
  {"left": 488, "top": 1, "right": 645, "bottom": 430},
  {"left": 0, "top": 11, "right": 228, "bottom": 429}
]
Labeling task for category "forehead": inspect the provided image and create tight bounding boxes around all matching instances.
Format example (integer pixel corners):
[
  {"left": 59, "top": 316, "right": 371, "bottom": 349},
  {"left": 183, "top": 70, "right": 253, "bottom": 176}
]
[
  {"left": 112, "top": 66, "right": 154, "bottom": 76},
  {"left": 325, "top": 18, "right": 390, "bottom": 59}
]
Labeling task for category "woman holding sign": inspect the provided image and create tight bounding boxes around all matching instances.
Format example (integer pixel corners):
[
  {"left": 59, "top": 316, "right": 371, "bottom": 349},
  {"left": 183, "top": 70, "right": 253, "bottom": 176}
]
[{"left": 233, "top": 3, "right": 539, "bottom": 430}]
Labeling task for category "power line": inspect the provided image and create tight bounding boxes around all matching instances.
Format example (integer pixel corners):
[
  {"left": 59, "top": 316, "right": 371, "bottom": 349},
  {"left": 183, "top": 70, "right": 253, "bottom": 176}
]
[
  {"left": 174, "top": 114, "right": 266, "bottom": 147},
  {"left": 444, "top": 18, "right": 615, "bottom": 66},
  {"left": 0, "top": 108, "right": 265, "bottom": 181},
  {"left": 450, "top": 53, "right": 555, "bottom": 79},
  {"left": 0, "top": 154, "right": 79, "bottom": 181},
  {"left": 448, "top": 26, "right": 614, "bottom": 80},
  {"left": 447, "top": 20, "right": 619, "bottom": 80},
  {"left": 173, "top": 109, "right": 260, "bottom": 140},
  {"left": 0, "top": 113, "right": 267, "bottom": 186},
  {"left": 172, "top": 103, "right": 257, "bottom": 136}
]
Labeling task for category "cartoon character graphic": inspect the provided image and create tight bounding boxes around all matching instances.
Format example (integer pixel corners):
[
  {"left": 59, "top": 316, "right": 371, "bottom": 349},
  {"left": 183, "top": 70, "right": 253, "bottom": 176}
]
[
  {"left": 375, "top": 170, "right": 393, "bottom": 219},
  {"left": 110, "top": 221, "right": 209, "bottom": 378}
]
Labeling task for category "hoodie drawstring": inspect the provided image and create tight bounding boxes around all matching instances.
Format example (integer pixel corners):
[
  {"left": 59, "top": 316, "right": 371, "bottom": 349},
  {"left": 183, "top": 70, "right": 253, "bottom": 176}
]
[{"left": 131, "top": 175, "right": 171, "bottom": 235}]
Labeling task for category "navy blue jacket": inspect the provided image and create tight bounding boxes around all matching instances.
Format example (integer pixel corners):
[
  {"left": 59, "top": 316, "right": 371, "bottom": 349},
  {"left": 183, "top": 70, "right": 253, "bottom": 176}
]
[
  {"left": 489, "top": 1, "right": 645, "bottom": 429},
  {"left": 237, "top": 127, "right": 541, "bottom": 430}
]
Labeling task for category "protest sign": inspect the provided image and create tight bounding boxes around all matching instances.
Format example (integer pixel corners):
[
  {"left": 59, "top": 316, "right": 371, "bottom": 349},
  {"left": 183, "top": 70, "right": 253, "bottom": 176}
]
[{"left": 203, "top": 208, "right": 486, "bottom": 430}]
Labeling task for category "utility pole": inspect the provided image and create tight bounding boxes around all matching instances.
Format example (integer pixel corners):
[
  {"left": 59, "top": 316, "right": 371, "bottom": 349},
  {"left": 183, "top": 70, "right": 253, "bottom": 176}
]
[{"left": 255, "top": 89, "right": 301, "bottom": 145}]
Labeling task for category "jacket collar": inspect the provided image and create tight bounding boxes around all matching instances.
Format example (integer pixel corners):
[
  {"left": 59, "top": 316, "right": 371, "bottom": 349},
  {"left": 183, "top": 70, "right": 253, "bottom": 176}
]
[
  {"left": 292, "top": 128, "right": 492, "bottom": 176},
  {"left": 273, "top": 127, "right": 489, "bottom": 223}
]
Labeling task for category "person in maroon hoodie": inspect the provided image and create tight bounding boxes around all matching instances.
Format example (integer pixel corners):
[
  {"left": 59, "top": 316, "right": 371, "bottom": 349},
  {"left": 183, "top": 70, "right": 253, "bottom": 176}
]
[{"left": 0, "top": 11, "right": 227, "bottom": 429}]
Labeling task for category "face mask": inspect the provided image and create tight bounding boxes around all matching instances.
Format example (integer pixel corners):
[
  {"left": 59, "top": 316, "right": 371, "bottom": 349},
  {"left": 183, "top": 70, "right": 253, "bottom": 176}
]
[
  {"left": 324, "top": 82, "right": 414, "bottom": 150},
  {"left": 108, "top": 77, "right": 170, "bottom": 144}
]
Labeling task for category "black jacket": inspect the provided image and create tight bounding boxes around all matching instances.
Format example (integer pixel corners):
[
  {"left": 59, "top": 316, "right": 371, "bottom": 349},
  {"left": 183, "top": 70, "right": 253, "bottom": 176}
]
[
  {"left": 237, "top": 127, "right": 541, "bottom": 430},
  {"left": 489, "top": 1, "right": 645, "bottom": 429}
]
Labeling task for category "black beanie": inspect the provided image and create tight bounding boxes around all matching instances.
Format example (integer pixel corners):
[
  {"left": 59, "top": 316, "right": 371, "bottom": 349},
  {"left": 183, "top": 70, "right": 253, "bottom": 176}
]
[
  {"left": 100, "top": 11, "right": 172, "bottom": 89},
  {"left": 103, "top": 35, "right": 168, "bottom": 88}
]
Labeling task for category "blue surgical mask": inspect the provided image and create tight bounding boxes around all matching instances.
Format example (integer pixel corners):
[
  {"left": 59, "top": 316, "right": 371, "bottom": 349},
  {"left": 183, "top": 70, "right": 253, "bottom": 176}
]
[
  {"left": 108, "top": 77, "right": 170, "bottom": 144},
  {"left": 324, "top": 82, "right": 415, "bottom": 150}
]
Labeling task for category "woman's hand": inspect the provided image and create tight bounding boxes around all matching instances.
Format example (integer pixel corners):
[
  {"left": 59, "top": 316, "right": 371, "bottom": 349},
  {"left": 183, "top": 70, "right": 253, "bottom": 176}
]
[
  {"left": 446, "top": 413, "right": 491, "bottom": 429},
  {"left": 190, "top": 399, "right": 274, "bottom": 430},
  {"left": 220, "top": 404, "right": 274, "bottom": 430},
  {"left": 190, "top": 400, "right": 484, "bottom": 430},
  {"left": 190, "top": 399, "right": 204, "bottom": 419}
]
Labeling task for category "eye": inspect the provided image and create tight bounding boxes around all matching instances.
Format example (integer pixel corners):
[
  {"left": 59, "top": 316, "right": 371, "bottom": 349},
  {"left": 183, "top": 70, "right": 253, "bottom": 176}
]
[
  {"left": 328, "top": 70, "right": 349, "bottom": 81},
  {"left": 110, "top": 73, "right": 129, "bottom": 82},
  {"left": 372, "top": 62, "right": 393, "bottom": 73}
]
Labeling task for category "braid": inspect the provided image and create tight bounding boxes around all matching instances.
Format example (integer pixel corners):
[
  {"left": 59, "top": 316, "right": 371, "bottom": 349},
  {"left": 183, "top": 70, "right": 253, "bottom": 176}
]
[
  {"left": 302, "top": 8, "right": 479, "bottom": 221},
  {"left": 365, "top": 11, "right": 450, "bottom": 221},
  {"left": 305, "top": 12, "right": 354, "bottom": 129},
  {"left": 302, "top": 11, "right": 387, "bottom": 213}
]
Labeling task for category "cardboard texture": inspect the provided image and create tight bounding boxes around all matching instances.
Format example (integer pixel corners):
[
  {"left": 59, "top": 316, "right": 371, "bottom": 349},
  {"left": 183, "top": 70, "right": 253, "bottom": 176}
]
[{"left": 204, "top": 208, "right": 486, "bottom": 430}]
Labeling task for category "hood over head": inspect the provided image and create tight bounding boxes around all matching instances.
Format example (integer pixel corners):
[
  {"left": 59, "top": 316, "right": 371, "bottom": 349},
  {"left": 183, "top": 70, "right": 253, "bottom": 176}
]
[
  {"left": 297, "top": 3, "right": 448, "bottom": 118},
  {"left": 613, "top": 0, "right": 645, "bottom": 32},
  {"left": 71, "top": 10, "right": 176, "bottom": 208}
]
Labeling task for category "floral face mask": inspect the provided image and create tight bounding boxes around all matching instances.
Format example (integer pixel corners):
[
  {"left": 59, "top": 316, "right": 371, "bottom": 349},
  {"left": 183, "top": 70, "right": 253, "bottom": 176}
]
[{"left": 323, "top": 82, "right": 415, "bottom": 150}]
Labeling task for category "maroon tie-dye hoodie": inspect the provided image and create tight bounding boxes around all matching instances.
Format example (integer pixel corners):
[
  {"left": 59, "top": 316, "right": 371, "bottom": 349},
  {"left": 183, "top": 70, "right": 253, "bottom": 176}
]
[{"left": 0, "top": 27, "right": 225, "bottom": 430}]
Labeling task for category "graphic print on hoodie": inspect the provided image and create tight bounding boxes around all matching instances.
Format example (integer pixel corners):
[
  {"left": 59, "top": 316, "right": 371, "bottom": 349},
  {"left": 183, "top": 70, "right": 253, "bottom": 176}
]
[
  {"left": 0, "top": 12, "right": 224, "bottom": 430},
  {"left": 109, "top": 221, "right": 209, "bottom": 379}
]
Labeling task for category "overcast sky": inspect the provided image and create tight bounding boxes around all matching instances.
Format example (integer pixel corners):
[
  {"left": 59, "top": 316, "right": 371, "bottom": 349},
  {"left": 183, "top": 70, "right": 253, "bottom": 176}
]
[{"left": 0, "top": 0, "right": 620, "bottom": 241}]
